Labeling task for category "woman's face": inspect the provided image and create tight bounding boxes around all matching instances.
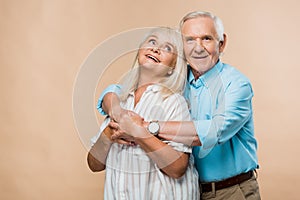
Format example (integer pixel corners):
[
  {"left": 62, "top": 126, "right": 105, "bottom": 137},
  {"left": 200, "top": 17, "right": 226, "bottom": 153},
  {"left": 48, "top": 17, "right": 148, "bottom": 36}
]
[{"left": 138, "top": 31, "right": 178, "bottom": 76}]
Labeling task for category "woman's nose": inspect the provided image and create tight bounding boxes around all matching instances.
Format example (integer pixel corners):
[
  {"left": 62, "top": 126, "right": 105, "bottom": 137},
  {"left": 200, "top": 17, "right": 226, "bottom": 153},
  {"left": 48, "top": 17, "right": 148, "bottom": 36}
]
[{"left": 152, "top": 46, "right": 160, "bottom": 54}]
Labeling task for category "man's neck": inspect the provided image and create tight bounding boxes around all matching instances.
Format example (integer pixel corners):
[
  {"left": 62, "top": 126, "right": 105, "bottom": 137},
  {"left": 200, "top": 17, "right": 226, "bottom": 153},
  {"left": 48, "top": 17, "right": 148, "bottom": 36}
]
[{"left": 191, "top": 68, "right": 203, "bottom": 80}]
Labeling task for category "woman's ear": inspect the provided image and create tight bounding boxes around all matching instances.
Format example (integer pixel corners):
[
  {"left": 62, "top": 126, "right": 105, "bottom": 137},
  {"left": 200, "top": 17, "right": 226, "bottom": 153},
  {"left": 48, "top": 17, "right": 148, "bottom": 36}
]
[{"left": 167, "top": 69, "right": 173, "bottom": 75}]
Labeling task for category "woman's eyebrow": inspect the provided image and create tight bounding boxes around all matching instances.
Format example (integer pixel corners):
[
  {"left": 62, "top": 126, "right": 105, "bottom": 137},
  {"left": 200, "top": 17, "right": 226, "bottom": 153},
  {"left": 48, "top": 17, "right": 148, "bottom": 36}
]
[{"left": 148, "top": 35, "right": 158, "bottom": 39}]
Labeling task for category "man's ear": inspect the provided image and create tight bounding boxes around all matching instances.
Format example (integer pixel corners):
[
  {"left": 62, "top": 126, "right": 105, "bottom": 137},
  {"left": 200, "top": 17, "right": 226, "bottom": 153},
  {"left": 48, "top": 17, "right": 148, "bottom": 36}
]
[{"left": 219, "top": 33, "right": 227, "bottom": 53}]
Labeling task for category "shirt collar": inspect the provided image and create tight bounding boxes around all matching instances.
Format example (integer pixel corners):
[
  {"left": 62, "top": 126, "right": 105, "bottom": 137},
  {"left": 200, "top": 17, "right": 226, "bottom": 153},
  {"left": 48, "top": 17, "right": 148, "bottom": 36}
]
[
  {"left": 145, "top": 84, "right": 161, "bottom": 93},
  {"left": 188, "top": 60, "right": 224, "bottom": 88},
  {"left": 129, "top": 84, "right": 161, "bottom": 96}
]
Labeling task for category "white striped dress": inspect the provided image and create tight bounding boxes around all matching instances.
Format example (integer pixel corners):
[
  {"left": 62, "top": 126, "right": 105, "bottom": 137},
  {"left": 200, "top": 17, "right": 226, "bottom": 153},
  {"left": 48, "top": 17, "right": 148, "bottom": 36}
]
[{"left": 92, "top": 85, "right": 199, "bottom": 200}]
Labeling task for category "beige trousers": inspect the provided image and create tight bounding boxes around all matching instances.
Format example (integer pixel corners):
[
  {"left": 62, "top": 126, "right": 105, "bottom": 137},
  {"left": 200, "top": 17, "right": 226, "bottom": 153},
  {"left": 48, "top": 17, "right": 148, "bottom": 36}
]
[{"left": 201, "top": 175, "right": 261, "bottom": 200}]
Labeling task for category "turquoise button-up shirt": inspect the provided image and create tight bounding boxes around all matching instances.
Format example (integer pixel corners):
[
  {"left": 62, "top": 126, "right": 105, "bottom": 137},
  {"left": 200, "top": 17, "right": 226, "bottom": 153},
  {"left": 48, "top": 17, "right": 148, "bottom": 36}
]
[{"left": 186, "top": 61, "right": 258, "bottom": 182}]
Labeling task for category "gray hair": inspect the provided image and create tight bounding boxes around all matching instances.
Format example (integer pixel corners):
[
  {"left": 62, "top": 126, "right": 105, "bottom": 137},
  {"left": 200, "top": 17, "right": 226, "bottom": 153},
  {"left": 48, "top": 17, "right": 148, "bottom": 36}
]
[{"left": 180, "top": 11, "right": 225, "bottom": 41}]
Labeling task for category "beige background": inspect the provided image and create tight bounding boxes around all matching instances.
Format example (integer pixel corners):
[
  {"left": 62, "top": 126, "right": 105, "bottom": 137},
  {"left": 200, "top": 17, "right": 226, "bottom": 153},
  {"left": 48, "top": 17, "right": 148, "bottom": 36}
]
[{"left": 1, "top": 0, "right": 299, "bottom": 199}]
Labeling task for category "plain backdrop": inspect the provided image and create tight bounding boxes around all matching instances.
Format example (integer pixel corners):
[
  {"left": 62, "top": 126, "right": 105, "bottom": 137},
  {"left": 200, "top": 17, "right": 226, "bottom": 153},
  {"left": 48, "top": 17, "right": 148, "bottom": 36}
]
[{"left": 1, "top": 0, "right": 299, "bottom": 199}]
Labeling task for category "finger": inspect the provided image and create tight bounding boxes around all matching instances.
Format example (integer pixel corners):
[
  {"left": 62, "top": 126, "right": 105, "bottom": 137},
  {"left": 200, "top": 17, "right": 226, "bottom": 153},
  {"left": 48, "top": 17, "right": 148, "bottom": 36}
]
[
  {"left": 128, "top": 110, "right": 140, "bottom": 118},
  {"left": 112, "top": 138, "right": 132, "bottom": 145},
  {"left": 111, "top": 129, "right": 127, "bottom": 139},
  {"left": 108, "top": 121, "right": 119, "bottom": 130},
  {"left": 111, "top": 132, "right": 120, "bottom": 140}
]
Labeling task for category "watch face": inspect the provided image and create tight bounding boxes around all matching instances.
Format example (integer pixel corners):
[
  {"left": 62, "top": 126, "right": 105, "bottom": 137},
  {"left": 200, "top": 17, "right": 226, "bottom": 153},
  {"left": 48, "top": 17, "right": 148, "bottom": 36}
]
[{"left": 148, "top": 121, "right": 159, "bottom": 135}]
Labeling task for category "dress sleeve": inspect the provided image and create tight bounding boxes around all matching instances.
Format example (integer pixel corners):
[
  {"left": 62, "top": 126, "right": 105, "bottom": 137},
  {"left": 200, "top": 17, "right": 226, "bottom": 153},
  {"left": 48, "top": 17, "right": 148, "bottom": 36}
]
[
  {"left": 161, "top": 94, "right": 192, "bottom": 153},
  {"left": 90, "top": 117, "right": 110, "bottom": 147}
]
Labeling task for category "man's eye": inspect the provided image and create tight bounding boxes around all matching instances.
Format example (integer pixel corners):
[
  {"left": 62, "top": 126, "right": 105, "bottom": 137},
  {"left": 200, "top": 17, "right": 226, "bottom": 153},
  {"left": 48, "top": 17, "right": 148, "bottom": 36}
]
[
  {"left": 203, "top": 36, "right": 212, "bottom": 41},
  {"left": 186, "top": 37, "right": 194, "bottom": 42}
]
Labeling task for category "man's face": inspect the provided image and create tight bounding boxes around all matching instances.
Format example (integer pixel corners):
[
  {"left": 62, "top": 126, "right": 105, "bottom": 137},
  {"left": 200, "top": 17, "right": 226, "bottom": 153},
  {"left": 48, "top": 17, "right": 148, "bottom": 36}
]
[{"left": 181, "top": 16, "right": 225, "bottom": 77}]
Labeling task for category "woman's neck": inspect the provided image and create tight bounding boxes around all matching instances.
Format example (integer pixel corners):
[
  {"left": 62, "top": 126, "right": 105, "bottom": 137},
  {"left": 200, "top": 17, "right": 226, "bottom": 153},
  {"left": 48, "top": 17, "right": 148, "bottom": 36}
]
[
  {"left": 137, "top": 79, "right": 154, "bottom": 89},
  {"left": 134, "top": 70, "right": 160, "bottom": 107},
  {"left": 134, "top": 83, "right": 152, "bottom": 107},
  {"left": 138, "top": 71, "right": 160, "bottom": 88}
]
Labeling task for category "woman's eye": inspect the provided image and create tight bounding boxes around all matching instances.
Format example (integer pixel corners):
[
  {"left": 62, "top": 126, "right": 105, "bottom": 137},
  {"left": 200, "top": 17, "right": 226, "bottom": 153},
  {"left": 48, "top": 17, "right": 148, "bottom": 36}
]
[
  {"left": 148, "top": 39, "right": 156, "bottom": 45},
  {"left": 161, "top": 45, "right": 170, "bottom": 52}
]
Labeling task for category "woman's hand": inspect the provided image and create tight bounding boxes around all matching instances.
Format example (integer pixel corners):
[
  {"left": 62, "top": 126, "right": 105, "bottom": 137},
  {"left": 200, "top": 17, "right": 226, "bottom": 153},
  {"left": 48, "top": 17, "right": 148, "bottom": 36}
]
[
  {"left": 109, "top": 111, "right": 150, "bottom": 140},
  {"left": 106, "top": 120, "right": 134, "bottom": 145}
]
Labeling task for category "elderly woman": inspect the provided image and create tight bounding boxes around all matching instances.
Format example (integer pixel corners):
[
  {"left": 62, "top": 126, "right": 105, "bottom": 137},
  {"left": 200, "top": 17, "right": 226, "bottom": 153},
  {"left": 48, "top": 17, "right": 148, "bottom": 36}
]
[{"left": 87, "top": 27, "right": 199, "bottom": 200}]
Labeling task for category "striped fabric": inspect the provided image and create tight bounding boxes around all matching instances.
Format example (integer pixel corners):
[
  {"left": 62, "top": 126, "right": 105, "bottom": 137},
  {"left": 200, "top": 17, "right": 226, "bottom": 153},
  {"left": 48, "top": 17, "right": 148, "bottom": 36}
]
[{"left": 95, "top": 85, "right": 199, "bottom": 200}]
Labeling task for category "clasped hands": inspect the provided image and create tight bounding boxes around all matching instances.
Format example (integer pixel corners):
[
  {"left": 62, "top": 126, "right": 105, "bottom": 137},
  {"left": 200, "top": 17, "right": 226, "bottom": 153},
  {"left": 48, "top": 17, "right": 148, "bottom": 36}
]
[{"left": 106, "top": 109, "right": 150, "bottom": 145}]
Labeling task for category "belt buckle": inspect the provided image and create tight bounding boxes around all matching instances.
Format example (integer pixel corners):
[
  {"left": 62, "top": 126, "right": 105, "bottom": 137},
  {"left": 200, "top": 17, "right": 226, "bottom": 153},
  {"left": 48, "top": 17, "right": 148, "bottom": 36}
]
[
  {"left": 200, "top": 182, "right": 215, "bottom": 193},
  {"left": 201, "top": 182, "right": 216, "bottom": 197},
  {"left": 211, "top": 182, "right": 215, "bottom": 193}
]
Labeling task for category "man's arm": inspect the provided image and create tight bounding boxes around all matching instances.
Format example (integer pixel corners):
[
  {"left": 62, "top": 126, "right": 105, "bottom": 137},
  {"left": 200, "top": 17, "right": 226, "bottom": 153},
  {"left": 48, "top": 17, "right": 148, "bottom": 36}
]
[
  {"left": 102, "top": 92, "right": 202, "bottom": 146},
  {"left": 102, "top": 92, "right": 124, "bottom": 122},
  {"left": 97, "top": 84, "right": 122, "bottom": 116},
  {"left": 182, "top": 80, "right": 254, "bottom": 152},
  {"left": 155, "top": 121, "right": 201, "bottom": 146}
]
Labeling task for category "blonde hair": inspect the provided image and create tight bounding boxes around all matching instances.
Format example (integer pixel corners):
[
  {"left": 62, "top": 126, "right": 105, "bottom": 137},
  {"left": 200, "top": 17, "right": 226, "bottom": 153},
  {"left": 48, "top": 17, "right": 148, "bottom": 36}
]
[{"left": 119, "top": 27, "right": 187, "bottom": 102}]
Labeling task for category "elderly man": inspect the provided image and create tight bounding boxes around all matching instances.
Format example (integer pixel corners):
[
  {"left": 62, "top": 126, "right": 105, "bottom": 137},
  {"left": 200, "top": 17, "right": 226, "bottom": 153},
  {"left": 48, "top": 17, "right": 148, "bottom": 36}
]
[{"left": 96, "top": 11, "right": 261, "bottom": 200}]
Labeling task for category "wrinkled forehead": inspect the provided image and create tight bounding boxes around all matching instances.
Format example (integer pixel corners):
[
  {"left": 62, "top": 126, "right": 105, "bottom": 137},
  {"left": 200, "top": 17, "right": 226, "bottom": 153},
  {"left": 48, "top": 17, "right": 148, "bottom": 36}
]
[{"left": 181, "top": 16, "right": 219, "bottom": 39}]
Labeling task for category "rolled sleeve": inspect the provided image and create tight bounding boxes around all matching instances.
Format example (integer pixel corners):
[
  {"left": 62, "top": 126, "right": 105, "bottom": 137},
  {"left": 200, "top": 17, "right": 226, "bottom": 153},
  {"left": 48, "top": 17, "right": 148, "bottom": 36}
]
[
  {"left": 217, "top": 81, "right": 253, "bottom": 144},
  {"left": 193, "top": 81, "right": 253, "bottom": 151},
  {"left": 164, "top": 141, "right": 192, "bottom": 153},
  {"left": 96, "top": 84, "right": 122, "bottom": 115}
]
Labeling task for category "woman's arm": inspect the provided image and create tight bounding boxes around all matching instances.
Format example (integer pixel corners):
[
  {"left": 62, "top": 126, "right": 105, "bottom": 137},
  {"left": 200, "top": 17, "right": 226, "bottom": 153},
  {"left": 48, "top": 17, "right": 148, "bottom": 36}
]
[
  {"left": 87, "top": 127, "right": 113, "bottom": 172},
  {"left": 115, "top": 113, "right": 189, "bottom": 178},
  {"left": 136, "top": 132, "right": 189, "bottom": 179}
]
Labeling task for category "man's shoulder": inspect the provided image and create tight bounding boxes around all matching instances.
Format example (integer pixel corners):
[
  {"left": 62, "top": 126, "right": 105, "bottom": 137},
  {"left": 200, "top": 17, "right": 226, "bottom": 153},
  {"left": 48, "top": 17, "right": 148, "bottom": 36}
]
[{"left": 221, "top": 62, "right": 251, "bottom": 83}]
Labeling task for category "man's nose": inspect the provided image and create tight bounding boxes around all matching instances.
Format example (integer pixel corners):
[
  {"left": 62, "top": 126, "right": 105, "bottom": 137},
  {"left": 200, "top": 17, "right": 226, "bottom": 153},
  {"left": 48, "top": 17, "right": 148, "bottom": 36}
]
[{"left": 194, "top": 39, "right": 204, "bottom": 53}]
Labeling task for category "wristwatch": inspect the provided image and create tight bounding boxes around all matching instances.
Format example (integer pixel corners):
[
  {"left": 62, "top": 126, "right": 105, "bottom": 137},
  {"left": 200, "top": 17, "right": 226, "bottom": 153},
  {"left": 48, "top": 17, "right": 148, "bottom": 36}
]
[{"left": 147, "top": 120, "right": 160, "bottom": 136}]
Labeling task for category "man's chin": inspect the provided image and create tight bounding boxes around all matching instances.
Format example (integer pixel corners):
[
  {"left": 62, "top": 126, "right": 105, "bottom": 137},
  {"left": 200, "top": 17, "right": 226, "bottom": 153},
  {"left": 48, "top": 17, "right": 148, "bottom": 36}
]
[
  {"left": 189, "top": 62, "right": 207, "bottom": 70},
  {"left": 189, "top": 59, "right": 215, "bottom": 71}
]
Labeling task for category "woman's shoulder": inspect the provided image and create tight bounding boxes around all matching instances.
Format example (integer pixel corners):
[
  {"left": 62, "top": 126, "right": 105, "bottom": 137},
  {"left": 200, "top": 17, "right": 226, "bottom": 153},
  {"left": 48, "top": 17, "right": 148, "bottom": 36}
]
[{"left": 163, "top": 92, "right": 188, "bottom": 106}]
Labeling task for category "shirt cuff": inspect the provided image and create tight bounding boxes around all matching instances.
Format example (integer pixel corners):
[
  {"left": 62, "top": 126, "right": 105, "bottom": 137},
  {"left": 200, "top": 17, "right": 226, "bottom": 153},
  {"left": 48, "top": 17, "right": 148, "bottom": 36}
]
[
  {"left": 163, "top": 141, "right": 192, "bottom": 153},
  {"left": 96, "top": 84, "right": 122, "bottom": 115},
  {"left": 193, "top": 120, "right": 218, "bottom": 156}
]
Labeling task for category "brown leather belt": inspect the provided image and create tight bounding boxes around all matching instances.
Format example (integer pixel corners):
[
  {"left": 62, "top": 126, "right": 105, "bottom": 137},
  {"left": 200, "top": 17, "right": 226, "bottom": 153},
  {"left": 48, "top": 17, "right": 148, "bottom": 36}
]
[{"left": 200, "top": 170, "right": 254, "bottom": 193}]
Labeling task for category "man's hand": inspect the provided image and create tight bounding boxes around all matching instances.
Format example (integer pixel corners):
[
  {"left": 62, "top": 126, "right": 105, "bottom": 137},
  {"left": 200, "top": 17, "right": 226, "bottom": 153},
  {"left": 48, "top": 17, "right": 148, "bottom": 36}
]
[{"left": 109, "top": 111, "right": 150, "bottom": 140}]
